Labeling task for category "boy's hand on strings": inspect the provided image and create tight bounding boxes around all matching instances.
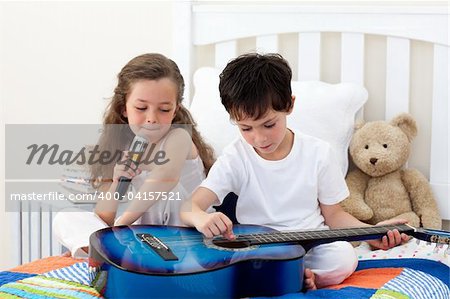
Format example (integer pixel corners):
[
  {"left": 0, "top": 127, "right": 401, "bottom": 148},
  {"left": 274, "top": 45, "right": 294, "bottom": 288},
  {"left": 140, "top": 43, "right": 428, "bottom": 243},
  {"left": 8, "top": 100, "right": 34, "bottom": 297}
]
[
  {"left": 193, "top": 212, "right": 235, "bottom": 240},
  {"left": 366, "top": 218, "right": 410, "bottom": 250},
  {"left": 113, "top": 151, "right": 142, "bottom": 183}
]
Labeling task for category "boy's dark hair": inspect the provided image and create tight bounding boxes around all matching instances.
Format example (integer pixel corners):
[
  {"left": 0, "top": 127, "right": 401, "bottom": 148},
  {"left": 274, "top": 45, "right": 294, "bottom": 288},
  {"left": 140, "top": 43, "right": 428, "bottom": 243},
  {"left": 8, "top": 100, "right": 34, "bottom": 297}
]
[{"left": 219, "top": 53, "right": 293, "bottom": 121}]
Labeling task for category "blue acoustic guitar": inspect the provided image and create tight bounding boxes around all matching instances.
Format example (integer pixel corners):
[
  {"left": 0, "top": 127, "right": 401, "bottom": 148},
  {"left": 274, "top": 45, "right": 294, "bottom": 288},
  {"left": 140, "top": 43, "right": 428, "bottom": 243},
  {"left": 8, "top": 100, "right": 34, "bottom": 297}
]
[{"left": 88, "top": 224, "right": 450, "bottom": 298}]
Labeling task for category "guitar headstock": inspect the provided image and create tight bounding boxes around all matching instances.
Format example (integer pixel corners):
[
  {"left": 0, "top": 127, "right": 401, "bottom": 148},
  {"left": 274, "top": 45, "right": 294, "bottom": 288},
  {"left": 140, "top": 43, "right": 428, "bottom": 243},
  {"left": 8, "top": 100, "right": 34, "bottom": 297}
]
[
  {"left": 412, "top": 227, "right": 450, "bottom": 245},
  {"left": 411, "top": 226, "right": 450, "bottom": 254}
]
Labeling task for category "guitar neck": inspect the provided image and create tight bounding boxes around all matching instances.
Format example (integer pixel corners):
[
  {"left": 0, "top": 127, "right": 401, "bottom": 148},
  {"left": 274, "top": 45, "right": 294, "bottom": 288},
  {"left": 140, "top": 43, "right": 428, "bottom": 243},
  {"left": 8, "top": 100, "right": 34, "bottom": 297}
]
[{"left": 247, "top": 224, "right": 415, "bottom": 246}]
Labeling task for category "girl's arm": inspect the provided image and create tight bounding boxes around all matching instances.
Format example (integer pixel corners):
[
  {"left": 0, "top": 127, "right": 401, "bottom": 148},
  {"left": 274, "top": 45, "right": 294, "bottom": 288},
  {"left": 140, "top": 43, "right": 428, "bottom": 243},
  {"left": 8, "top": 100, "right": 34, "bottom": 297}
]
[
  {"left": 94, "top": 149, "right": 142, "bottom": 226},
  {"left": 320, "top": 203, "right": 409, "bottom": 250},
  {"left": 180, "top": 187, "right": 234, "bottom": 239},
  {"left": 114, "top": 128, "right": 193, "bottom": 226}
]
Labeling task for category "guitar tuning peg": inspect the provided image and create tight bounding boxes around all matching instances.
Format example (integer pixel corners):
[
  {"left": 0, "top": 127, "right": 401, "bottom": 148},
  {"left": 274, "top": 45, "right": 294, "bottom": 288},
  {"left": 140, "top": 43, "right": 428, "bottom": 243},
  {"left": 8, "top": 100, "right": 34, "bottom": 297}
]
[
  {"left": 426, "top": 241, "right": 432, "bottom": 246},
  {"left": 415, "top": 239, "right": 421, "bottom": 245},
  {"left": 445, "top": 245, "right": 450, "bottom": 255}
]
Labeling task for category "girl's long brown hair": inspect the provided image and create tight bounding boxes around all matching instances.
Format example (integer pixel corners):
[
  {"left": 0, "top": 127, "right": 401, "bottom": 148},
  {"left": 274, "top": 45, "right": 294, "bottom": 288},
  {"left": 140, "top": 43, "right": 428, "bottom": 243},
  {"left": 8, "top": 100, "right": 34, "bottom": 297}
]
[{"left": 91, "top": 53, "right": 215, "bottom": 188}]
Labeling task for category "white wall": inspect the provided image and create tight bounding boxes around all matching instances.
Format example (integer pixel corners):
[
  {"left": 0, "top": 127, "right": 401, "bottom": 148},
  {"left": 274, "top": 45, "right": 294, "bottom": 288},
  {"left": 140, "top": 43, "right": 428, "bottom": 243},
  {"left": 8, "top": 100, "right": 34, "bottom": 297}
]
[{"left": 0, "top": 1, "right": 174, "bottom": 270}]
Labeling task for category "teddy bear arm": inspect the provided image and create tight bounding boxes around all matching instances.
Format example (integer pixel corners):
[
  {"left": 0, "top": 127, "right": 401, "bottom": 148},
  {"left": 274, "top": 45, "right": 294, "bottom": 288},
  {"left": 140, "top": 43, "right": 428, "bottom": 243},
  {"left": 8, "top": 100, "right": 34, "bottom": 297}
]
[
  {"left": 341, "top": 169, "right": 373, "bottom": 221},
  {"left": 401, "top": 169, "right": 442, "bottom": 229},
  {"left": 393, "top": 212, "right": 420, "bottom": 228}
]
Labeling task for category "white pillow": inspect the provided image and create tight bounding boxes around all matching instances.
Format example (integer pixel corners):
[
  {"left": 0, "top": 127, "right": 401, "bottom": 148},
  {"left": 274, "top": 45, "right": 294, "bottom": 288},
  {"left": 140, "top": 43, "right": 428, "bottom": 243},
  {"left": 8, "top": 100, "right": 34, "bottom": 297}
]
[
  {"left": 190, "top": 67, "right": 239, "bottom": 156},
  {"left": 190, "top": 67, "right": 368, "bottom": 174},
  {"left": 289, "top": 81, "right": 368, "bottom": 174}
]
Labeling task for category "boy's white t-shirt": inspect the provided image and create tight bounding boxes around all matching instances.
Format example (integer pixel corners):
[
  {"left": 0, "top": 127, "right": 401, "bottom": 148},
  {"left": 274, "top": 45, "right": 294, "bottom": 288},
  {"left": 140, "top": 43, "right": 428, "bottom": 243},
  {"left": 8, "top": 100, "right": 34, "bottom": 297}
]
[{"left": 200, "top": 130, "right": 349, "bottom": 231}]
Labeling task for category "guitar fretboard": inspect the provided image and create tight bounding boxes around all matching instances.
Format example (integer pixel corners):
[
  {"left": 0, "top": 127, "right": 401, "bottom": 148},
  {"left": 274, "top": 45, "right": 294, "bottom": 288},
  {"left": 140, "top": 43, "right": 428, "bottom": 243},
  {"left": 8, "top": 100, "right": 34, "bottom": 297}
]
[{"left": 245, "top": 224, "right": 415, "bottom": 245}]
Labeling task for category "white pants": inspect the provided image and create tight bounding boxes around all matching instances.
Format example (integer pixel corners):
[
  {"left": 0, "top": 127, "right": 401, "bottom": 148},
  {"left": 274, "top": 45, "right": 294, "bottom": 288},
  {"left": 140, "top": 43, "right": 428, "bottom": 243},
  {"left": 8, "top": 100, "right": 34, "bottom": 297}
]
[
  {"left": 304, "top": 241, "right": 358, "bottom": 288},
  {"left": 53, "top": 209, "right": 108, "bottom": 259}
]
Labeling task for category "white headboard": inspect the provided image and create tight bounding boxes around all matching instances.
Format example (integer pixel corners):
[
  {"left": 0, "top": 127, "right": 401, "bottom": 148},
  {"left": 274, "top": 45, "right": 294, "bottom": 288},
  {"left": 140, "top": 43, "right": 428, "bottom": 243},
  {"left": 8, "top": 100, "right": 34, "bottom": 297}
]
[{"left": 172, "top": 1, "right": 449, "bottom": 222}]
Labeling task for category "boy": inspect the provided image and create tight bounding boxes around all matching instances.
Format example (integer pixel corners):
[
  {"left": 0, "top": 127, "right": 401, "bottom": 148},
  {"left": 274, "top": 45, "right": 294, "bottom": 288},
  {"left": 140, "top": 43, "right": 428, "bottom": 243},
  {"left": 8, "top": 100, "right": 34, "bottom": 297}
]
[{"left": 180, "top": 53, "right": 408, "bottom": 290}]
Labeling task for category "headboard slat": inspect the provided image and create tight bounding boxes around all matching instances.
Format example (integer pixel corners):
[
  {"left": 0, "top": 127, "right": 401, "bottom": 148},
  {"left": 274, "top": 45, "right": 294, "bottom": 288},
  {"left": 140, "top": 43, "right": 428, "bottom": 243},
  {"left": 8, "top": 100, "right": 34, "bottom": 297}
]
[
  {"left": 21, "top": 201, "right": 30, "bottom": 264},
  {"left": 431, "top": 185, "right": 449, "bottom": 220},
  {"left": 385, "top": 37, "right": 410, "bottom": 119},
  {"left": 215, "top": 41, "right": 237, "bottom": 71},
  {"left": 298, "top": 32, "right": 321, "bottom": 81},
  {"left": 51, "top": 208, "right": 62, "bottom": 256},
  {"left": 30, "top": 211, "right": 41, "bottom": 262},
  {"left": 41, "top": 210, "right": 52, "bottom": 258},
  {"left": 341, "top": 33, "right": 365, "bottom": 85},
  {"left": 256, "top": 35, "right": 278, "bottom": 54},
  {"left": 429, "top": 44, "right": 449, "bottom": 220},
  {"left": 430, "top": 45, "right": 449, "bottom": 183},
  {"left": 12, "top": 202, "right": 22, "bottom": 265}
]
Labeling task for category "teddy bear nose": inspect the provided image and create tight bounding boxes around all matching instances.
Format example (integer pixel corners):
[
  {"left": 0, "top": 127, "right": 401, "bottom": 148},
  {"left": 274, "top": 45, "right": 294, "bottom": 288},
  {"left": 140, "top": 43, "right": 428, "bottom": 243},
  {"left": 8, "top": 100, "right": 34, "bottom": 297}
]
[{"left": 370, "top": 158, "right": 378, "bottom": 165}]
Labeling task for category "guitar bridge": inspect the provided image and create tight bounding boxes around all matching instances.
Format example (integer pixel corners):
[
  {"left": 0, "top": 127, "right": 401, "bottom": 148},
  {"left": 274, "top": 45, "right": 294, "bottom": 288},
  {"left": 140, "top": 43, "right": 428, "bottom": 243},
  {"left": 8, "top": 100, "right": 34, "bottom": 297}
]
[{"left": 137, "top": 233, "right": 178, "bottom": 261}]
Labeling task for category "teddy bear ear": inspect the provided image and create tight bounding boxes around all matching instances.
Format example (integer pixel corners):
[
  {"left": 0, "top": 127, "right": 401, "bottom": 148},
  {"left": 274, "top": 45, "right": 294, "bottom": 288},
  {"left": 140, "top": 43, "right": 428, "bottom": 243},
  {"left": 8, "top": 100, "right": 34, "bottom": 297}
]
[
  {"left": 354, "top": 120, "right": 365, "bottom": 131},
  {"left": 390, "top": 113, "right": 418, "bottom": 142}
]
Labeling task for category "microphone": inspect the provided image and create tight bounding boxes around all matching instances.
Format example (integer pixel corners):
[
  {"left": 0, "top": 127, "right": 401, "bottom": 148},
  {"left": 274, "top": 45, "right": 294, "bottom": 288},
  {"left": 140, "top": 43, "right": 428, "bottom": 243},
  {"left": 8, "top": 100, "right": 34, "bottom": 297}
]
[{"left": 116, "top": 135, "right": 149, "bottom": 200}]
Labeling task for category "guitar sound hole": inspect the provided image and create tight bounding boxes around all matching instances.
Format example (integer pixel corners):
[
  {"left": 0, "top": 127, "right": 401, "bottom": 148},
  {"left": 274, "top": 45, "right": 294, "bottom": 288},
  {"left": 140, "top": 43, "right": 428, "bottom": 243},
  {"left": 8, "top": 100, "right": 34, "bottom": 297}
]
[{"left": 212, "top": 238, "right": 251, "bottom": 249}]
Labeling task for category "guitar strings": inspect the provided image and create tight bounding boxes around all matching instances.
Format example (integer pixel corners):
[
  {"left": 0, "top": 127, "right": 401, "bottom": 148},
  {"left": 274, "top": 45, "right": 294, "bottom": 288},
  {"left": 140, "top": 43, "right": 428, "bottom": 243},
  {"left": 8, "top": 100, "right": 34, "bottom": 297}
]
[
  {"left": 119, "top": 225, "right": 411, "bottom": 242},
  {"left": 112, "top": 225, "right": 417, "bottom": 244}
]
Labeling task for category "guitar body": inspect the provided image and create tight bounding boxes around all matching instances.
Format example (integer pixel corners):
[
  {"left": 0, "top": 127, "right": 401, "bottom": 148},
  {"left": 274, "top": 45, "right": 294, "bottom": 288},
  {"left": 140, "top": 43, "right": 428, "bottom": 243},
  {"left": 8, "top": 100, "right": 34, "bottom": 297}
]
[{"left": 89, "top": 225, "right": 305, "bottom": 298}]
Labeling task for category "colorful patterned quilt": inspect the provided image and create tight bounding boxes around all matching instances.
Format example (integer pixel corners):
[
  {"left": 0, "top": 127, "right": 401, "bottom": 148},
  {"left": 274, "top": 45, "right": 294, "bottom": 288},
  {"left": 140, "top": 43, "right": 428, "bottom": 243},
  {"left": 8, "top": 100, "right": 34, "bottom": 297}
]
[
  {"left": 260, "top": 258, "right": 450, "bottom": 299},
  {"left": 0, "top": 256, "right": 448, "bottom": 299},
  {"left": 0, "top": 256, "right": 101, "bottom": 299},
  {"left": 3, "top": 192, "right": 448, "bottom": 299}
]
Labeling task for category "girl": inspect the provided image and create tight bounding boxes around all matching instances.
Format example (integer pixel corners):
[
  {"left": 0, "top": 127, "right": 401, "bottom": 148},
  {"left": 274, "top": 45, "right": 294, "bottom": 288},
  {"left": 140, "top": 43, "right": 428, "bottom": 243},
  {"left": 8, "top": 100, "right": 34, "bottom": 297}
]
[{"left": 54, "top": 53, "right": 214, "bottom": 258}]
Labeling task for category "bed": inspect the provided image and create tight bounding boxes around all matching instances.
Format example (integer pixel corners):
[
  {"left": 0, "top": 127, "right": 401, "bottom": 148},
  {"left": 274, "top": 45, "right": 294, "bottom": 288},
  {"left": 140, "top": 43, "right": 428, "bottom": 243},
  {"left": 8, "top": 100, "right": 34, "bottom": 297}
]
[{"left": 2, "top": 1, "right": 449, "bottom": 298}]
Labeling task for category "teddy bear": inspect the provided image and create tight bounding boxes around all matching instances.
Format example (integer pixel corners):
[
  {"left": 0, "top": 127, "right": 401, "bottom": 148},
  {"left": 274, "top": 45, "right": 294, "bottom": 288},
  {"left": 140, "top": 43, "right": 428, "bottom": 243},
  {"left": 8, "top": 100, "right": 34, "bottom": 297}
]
[{"left": 341, "top": 113, "right": 442, "bottom": 229}]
